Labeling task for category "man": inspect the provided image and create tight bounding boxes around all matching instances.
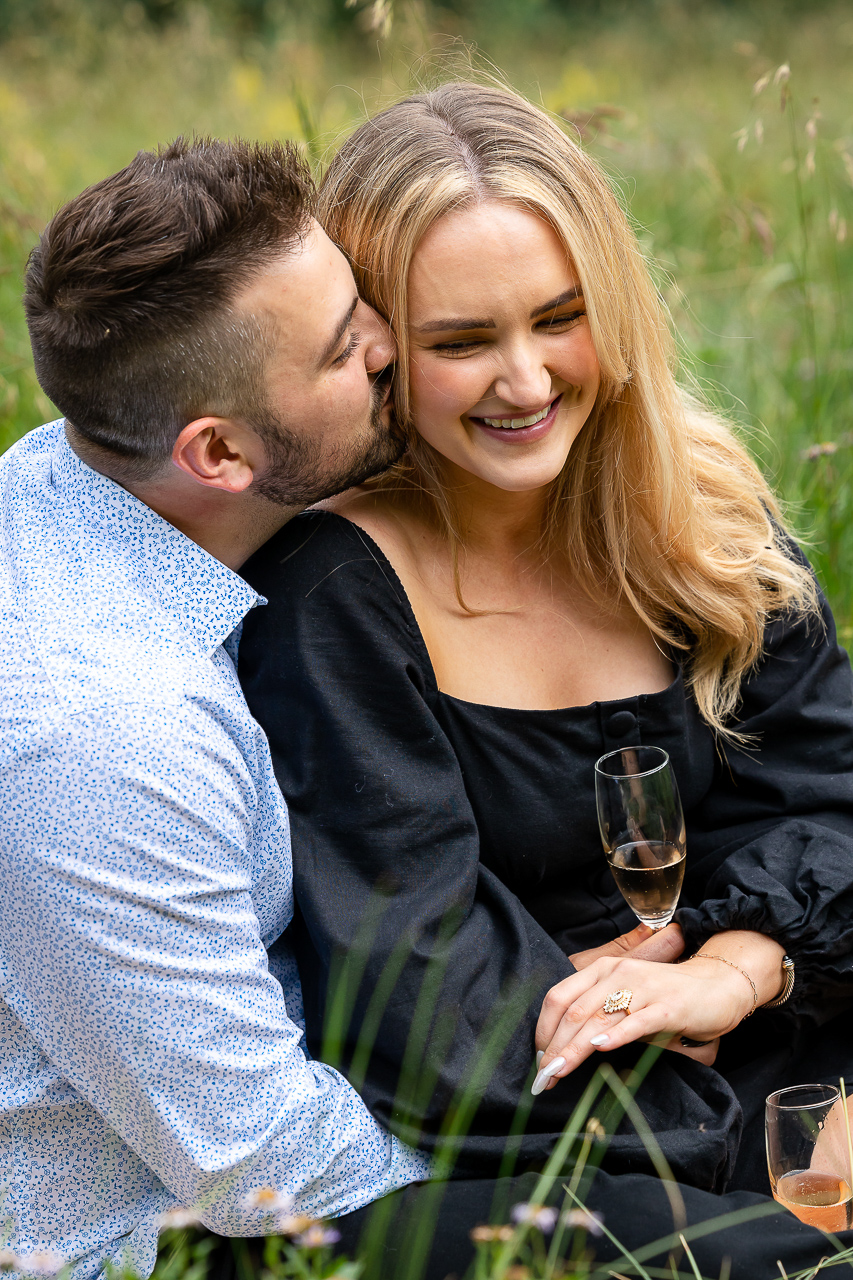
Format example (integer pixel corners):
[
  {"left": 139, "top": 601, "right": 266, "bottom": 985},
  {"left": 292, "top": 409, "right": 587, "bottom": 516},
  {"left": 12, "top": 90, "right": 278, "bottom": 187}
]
[{"left": 0, "top": 137, "right": 429, "bottom": 1279}]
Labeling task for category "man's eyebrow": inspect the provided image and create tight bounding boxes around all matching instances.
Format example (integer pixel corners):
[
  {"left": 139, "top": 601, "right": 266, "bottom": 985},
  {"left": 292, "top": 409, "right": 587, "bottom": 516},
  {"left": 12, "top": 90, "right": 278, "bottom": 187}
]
[
  {"left": 530, "top": 286, "right": 583, "bottom": 319},
  {"left": 319, "top": 296, "right": 359, "bottom": 367},
  {"left": 411, "top": 287, "right": 584, "bottom": 335}
]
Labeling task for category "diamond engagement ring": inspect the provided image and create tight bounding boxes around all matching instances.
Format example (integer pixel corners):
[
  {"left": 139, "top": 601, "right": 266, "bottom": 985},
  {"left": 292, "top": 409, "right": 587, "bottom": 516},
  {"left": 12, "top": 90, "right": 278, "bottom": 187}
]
[{"left": 603, "top": 989, "right": 633, "bottom": 1014}]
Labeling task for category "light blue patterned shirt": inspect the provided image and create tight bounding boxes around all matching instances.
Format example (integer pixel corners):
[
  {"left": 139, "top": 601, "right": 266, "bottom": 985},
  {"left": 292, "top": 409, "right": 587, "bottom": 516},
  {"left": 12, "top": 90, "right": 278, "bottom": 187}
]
[{"left": 0, "top": 422, "right": 430, "bottom": 1279}]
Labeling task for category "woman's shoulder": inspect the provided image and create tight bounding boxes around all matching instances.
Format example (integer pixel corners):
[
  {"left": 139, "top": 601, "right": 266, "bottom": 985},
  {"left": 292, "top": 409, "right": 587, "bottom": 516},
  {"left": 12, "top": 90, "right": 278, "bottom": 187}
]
[
  {"left": 315, "top": 487, "right": 427, "bottom": 568},
  {"left": 242, "top": 505, "right": 394, "bottom": 599},
  {"left": 303, "top": 487, "right": 435, "bottom": 601},
  {"left": 239, "top": 503, "right": 435, "bottom": 689},
  {"left": 241, "top": 496, "right": 432, "bottom": 650}
]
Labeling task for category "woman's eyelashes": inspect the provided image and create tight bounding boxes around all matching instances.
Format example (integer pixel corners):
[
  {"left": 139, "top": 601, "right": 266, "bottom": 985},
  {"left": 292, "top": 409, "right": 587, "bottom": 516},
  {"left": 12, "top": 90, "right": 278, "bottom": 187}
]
[
  {"left": 426, "top": 308, "right": 586, "bottom": 357},
  {"left": 429, "top": 339, "right": 485, "bottom": 355},
  {"left": 333, "top": 330, "right": 362, "bottom": 366},
  {"left": 540, "top": 307, "right": 586, "bottom": 331}
]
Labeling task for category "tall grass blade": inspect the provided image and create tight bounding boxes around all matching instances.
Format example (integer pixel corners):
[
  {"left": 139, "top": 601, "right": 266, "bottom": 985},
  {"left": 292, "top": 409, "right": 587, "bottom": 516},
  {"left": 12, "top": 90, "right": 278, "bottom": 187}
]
[
  {"left": 565, "top": 1184, "right": 653, "bottom": 1280},
  {"left": 597, "top": 1062, "right": 686, "bottom": 1237},
  {"left": 678, "top": 1234, "right": 704, "bottom": 1280}
]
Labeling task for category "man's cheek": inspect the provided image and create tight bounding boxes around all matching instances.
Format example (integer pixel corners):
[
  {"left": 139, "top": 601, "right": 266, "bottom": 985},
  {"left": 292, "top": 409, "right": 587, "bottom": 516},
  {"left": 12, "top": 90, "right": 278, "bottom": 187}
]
[{"left": 319, "top": 378, "right": 370, "bottom": 425}]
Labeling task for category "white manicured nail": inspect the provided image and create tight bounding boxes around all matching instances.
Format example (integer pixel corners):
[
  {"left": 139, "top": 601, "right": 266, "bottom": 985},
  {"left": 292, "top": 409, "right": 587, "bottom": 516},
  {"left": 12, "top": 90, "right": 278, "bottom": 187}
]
[
  {"left": 536, "top": 1050, "right": 544, "bottom": 1068},
  {"left": 531, "top": 1056, "right": 566, "bottom": 1096},
  {"left": 590, "top": 1034, "right": 610, "bottom": 1047}
]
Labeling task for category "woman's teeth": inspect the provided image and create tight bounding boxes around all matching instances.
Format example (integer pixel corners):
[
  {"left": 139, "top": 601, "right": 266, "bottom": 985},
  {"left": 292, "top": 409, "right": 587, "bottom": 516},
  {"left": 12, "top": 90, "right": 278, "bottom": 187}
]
[{"left": 481, "top": 404, "right": 551, "bottom": 430}]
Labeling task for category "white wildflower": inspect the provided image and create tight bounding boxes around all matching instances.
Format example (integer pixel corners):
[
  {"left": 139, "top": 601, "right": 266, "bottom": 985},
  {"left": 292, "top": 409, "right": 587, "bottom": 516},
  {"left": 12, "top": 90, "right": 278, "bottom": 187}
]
[
  {"left": 294, "top": 1224, "right": 341, "bottom": 1248},
  {"left": 801, "top": 441, "right": 838, "bottom": 461},
  {"left": 277, "top": 1212, "right": 314, "bottom": 1236},
  {"left": 157, "top": 1207, "right": 203, "bottom": 1230},
  {"left": 510, "top": 1203, "right": 559, "bottom": 1233},
  {"left": 241, "top": 1186, "right": 294, "bottom": 1215},
  {"left": 470, "top": 1224, "right": 514, "bottom": 1243},
  {"left": 562, "top": 1207, "right": 605, "bottom": 1237}
]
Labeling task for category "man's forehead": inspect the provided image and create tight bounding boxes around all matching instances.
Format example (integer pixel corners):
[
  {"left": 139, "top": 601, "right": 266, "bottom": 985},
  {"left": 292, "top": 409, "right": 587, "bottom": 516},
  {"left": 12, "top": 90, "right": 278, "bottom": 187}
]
[
  {"left": 234, "top": 222, "right": 349, "bottom": 319},
  {"left": 230, "top": 222, "right": 359, "bottom": 383}
]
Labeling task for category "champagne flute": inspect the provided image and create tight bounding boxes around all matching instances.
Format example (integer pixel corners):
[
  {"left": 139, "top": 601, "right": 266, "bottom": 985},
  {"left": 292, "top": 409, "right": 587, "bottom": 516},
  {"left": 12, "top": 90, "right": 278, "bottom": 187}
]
[
  {"left": 594, "top": 746, "right": 686, "bottom": 930},
  {"left": 766, "top": 1084, "right": 853, "bottom": 1231}
]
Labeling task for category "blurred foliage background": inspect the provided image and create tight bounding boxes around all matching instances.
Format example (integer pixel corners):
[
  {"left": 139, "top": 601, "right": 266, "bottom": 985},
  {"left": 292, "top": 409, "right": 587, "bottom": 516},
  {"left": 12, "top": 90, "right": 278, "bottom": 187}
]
[{"left": 0, "top": 0, "right": 851, "bottom": 627}]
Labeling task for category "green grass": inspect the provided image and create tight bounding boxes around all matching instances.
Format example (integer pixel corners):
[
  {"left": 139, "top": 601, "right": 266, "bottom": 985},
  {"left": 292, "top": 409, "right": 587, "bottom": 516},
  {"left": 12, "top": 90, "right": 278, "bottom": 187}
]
[{"left": 1, "top": 1, "right": 851, "bottom": 626}]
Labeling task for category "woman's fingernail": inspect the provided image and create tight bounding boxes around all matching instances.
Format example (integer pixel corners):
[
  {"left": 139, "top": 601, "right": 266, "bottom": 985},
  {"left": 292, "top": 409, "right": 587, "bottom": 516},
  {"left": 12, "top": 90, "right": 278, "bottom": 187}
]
[
  {"left": 531, "top": 1056, "right": 566, "bottom": 1096},
  {"left": 536, "top": 1050, "right": 544, "bottom": 1069},
  {"left": 590, "top": 1034, "right": 610, "bottom": 1047}
]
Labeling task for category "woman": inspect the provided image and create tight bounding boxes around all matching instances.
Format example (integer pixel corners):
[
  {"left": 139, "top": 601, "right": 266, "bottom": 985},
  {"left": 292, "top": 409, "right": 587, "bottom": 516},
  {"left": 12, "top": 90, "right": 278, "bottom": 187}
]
[{"left": 239, "top": 80, "right": 853, "bottom": 1241}]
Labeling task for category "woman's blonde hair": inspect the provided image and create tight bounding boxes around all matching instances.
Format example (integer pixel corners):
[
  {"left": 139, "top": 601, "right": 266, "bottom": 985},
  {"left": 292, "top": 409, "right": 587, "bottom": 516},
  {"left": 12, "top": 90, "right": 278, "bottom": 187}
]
[{"left": 318, "top": 80, "right": 818, "bottom": 738}]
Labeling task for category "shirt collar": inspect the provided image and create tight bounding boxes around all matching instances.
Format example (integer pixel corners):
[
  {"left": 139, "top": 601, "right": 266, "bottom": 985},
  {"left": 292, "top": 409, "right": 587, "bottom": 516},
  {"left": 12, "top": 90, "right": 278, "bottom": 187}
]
[{"left": 51, "top": 426, "right": 264, "bottom": 657}]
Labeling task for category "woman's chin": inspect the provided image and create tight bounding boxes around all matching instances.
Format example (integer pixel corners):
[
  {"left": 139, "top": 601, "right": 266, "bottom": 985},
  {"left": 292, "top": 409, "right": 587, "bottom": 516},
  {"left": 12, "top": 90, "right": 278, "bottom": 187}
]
[
  {"left": 414, "top": 416, "right": 586, "bottom": 496},
  {"left": 446, "top": 461, "right": 570, "bottom": 496},
  {"left": 424, "top": 443, "right": 574, "bottom": 496}
]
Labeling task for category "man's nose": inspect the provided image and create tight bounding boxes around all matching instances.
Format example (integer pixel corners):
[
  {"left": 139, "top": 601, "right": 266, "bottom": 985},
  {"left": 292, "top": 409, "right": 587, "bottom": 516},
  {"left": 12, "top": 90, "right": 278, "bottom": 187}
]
[
  {"left": 493, "top": 342, "right": 552, "bottom": 408},
  {"left": 357, "top": 299, "right": 396, "bottom": 374}
]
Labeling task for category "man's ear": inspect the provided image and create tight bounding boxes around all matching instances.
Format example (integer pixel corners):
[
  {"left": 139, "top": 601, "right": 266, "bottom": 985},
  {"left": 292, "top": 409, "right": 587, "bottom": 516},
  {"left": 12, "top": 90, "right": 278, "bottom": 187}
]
[{"left": 171, "top": 417, "right": 259, "bottom": 494}]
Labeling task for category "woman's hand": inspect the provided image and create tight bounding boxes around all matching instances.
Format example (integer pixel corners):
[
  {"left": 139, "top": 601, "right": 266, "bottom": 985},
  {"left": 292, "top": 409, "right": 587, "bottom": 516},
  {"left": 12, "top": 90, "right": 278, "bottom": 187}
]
[
  {"left": 532, "top": 930, "right": 786, "bottom": 1094},
  {"left": 568, "top": 922, "right": 717, "bottom": 1065}
]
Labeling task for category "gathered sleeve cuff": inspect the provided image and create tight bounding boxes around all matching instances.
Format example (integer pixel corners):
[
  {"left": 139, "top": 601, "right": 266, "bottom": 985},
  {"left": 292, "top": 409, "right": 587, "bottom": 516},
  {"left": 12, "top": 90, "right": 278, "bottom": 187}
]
[{"left": 676, "top": 572, "right": 853, "bottom": 1022}]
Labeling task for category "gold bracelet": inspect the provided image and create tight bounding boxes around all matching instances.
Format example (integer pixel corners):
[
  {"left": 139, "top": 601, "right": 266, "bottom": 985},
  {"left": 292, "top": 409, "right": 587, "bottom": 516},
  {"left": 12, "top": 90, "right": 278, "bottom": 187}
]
[
  {"left": 697, "top": 953, "right": 758, "bottom": 1018},
  {"left": 763, "top": 956, "right": 795, "bottom": 1008}
]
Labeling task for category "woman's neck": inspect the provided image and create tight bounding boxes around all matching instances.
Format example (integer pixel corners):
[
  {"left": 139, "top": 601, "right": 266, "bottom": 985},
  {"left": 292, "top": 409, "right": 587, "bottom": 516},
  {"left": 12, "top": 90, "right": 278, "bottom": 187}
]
[{"left": 439, "top": 462, "right": 550, "bottom": 559}]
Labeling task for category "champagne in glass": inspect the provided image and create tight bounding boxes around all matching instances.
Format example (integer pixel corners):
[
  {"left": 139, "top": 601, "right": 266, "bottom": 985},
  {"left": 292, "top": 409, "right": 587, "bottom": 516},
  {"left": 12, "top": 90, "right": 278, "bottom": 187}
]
[
  {"left": 595, "top": 746, "right": 686, "bottom": 930},
  {"left": 766, "top": 1084, "right": 853, "bottom": 1231}
]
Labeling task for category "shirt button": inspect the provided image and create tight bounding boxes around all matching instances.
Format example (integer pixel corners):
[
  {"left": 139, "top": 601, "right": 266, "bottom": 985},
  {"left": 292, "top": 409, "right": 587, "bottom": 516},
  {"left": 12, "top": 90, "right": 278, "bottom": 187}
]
[{"left": 607, "top": 709, "right": 637, "bottom": 737}]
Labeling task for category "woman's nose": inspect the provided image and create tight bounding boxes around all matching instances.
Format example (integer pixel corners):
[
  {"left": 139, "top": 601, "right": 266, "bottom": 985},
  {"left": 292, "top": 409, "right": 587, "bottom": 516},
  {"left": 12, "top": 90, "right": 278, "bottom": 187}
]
[
  {"left": 493, "top": 343, "right": 552, "bottom": 409},
  {"left": 357, "top": 300, "right": 396, "bottom": 375}
]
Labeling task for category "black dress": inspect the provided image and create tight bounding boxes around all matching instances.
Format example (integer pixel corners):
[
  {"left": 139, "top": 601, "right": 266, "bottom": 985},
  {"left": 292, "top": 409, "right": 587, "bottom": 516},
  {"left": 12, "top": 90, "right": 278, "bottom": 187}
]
[{"left": 238, "top": 511, "right": 853, "bottom": 1199}]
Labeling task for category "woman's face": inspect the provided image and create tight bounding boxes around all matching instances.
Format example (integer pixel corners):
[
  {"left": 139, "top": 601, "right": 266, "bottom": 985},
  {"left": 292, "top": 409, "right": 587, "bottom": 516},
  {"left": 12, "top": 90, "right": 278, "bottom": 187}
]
[{"left": 407, "top": 200, "right": 601, "bottom": 494}]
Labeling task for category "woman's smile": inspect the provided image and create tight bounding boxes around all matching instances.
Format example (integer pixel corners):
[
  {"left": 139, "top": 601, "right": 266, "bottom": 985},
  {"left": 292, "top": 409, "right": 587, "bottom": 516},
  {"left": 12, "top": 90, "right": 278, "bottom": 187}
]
[
  {"left": 470, "top": 392, "right": 562, "bottom": 442},
  {"left": 407, "top": 199, "right": 601, "bottom": 492}
]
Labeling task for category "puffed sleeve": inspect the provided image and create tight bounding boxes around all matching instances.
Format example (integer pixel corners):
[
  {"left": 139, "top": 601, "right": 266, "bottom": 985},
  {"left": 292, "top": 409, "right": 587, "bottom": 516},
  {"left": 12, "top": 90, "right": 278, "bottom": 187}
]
[{"left": 676, "top": 556, "right": 853, "bottom": 1023}]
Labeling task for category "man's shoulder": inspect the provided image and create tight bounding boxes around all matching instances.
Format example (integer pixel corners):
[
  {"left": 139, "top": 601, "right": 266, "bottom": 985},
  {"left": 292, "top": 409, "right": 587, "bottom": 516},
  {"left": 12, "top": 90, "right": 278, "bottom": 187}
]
[
  {"left": 0, "top": 418, "right": 64, "bottom": 465},
  {"left": 0, "top": 423, "right": 233, "bottom": 722},
  {"left": 0, "top": 419, "right": 69, "bottom": 516},
  {"left": 0, "top": 582, "right": 216, "bottom": 728}
]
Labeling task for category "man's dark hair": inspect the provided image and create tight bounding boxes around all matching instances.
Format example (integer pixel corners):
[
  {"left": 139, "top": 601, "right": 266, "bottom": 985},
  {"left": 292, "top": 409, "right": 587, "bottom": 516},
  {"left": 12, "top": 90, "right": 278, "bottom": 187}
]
[{"left": 24, "top": 137, "right": 314, "bottom": 477}]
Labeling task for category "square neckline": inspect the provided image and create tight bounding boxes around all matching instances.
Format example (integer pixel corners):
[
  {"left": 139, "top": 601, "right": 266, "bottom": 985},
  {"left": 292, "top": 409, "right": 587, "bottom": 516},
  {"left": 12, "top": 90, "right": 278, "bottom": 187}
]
[{"left": 313, "top": 510, "right": 684, "bottom": 717}]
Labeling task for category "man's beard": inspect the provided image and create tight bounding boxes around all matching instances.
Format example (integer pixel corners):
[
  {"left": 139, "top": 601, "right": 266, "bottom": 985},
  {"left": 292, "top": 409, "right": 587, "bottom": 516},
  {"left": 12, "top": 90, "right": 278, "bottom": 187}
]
[{"left": 251, "top": 372, "right": 405, "bottom": 508}]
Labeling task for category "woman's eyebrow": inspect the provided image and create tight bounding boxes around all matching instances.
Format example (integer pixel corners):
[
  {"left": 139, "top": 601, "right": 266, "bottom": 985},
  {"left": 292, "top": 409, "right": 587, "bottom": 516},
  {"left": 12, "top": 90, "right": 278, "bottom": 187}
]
[
  {"left": 530, "top": 286, "right": 583, "bottom": 319},
  {"left": 412, "top": 315, "right": 497, "bottom": 334},
  {"left": 412, "top": 286, "right": 584, "bottom": 334}
]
